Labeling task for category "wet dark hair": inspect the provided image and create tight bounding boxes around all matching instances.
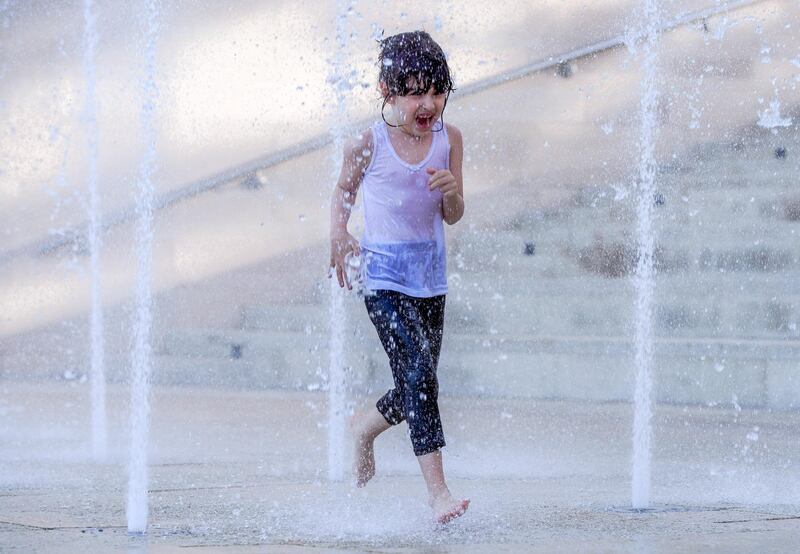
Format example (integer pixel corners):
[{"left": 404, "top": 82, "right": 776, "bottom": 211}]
[{"left": 378, "top": 31, "right": 455, "bottom": 131}]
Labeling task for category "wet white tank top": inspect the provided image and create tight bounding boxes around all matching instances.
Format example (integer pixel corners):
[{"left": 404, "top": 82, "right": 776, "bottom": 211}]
[{"left": 360, "top": 121, "right": 450, "bottom": 298}]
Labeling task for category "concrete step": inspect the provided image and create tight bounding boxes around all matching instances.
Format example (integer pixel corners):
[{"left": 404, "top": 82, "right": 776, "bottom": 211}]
[
  {"left": 443, "top": 333, "right": 800, "bottom": 409},
  {"left": 154, "top": 323, "right": 800, "bottom": 371},
  {"left": 452, "top": 222, "right": 799, "bottom": 275},
  {"left": 470, "top": 191, "right": 799, "bottom": 245},
  {"left": 233, "top": 276, "right": 800, "bottom": 341},
  {"left": 11, "top": 321, "right": 795, "bottom": 408},
  {"left": 437, "top": 344, "right": 789, "bottom": 408},
  {"left": 142, "top": 333, "right": 800, "bottom": 409},
  {"left": 446, "top": 293, "right": 799, "bottom": 339},
  {"left": 448, "top": 269, "right": 800, "bottom": 299}
]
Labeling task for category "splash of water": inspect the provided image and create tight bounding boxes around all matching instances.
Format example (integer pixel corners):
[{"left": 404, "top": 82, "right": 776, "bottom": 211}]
[
  {"left": 82, "top": 0, "right": 106, "bottom": 462},
  {"left": 757, "top": 98, "right": 793, "bottom": 129},
  {"left": 328, "top": 280, "right": 348, "bottom": 481},
  {"left": 326, "top": 0, "right": 354, "bottom": 483},
  {"left": 127, "top": 0, "right": 159, "bottom": 534},
  {"left": 631, "top": 0, "right": 661, "bottom": 510}
]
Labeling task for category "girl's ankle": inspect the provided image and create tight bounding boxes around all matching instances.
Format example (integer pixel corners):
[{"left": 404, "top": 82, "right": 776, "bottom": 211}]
[{"left": 428, "top": 488, "right": 453, "bottom": 504}]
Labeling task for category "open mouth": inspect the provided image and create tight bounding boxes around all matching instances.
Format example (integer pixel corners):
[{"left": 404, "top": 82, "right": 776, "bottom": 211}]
[{"left": 415, "top": 113, "right": 435, "bottom": 128}]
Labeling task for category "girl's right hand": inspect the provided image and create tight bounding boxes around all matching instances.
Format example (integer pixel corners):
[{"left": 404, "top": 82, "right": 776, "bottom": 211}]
[{"left": 329, "top": 232, "right": 361, "bottom": 289}]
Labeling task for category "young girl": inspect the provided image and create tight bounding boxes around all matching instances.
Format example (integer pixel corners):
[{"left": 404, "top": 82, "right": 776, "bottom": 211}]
[{"left": 329, "top": 30, "right": 468, "bottom": 525}]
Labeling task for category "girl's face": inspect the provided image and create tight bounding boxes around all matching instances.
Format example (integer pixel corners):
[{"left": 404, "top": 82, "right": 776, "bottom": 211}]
[{"left": 384, "top": 77, "right": 447, "bottom": 138}]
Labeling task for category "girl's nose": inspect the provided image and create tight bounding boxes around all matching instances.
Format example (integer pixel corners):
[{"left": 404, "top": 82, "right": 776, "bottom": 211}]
[{"left": 421, "top": 93, "right": 436, "bottom": 111}]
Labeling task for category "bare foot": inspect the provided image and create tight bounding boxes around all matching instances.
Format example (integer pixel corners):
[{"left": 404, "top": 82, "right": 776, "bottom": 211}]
[
  {"left": 430, "top": 495, "right": 470, "bottom": 524},
  {"left": 350, "top": 414, "right": 376, "bottom": 487}
]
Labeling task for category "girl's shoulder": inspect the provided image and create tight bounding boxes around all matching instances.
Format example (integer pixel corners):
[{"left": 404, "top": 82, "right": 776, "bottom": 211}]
[
  {"left": 344, "top": 127, "right": 374, "bottom": 153},
  {"left": 342, "top": 127, "right": 375, "bottom": 176}
]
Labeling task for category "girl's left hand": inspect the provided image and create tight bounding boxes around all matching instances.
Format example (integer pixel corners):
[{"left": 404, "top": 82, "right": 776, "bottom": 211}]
[{"left": 427, "top": 167, "right": 460, "bottom": 198}]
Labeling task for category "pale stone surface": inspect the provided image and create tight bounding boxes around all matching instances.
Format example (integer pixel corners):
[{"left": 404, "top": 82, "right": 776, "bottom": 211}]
[{"left": 1, "top": 382, "right": 798, "bottom": 552}]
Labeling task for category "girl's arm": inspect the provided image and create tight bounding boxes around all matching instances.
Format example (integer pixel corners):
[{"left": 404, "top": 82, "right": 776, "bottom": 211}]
[
  {"left": 329, "top": 130, "right": 372, "bottom": 289},
  {"left": 428, "top": 123, "right": 464, "bottom": 225}
]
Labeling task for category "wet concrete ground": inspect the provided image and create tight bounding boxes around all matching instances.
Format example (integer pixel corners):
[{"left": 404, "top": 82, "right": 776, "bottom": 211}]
[{"left": 2, "top": 382, "right": 799, "bottom": 552}]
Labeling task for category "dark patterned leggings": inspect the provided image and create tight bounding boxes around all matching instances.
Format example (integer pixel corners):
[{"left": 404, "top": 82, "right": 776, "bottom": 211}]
[{"left": 365, "top": 290, "right": 446, "bottom": 456}]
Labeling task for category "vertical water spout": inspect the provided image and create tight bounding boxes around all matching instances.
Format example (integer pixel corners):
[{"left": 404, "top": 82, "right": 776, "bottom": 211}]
[
  {"left": 631, "top": 0, "right": 661, "bottom": 510},
  {"left": 127, "top": 0, "right": 159, "bottom": 534},
  {"left": 327, "top": 0, "right": 354, "bottom": 483},
  {"left": 83, "top": 0, "right": 106, "bottom": 462},
  {"left": 328, "top": 281, "right": 347, "bottom": 482}
]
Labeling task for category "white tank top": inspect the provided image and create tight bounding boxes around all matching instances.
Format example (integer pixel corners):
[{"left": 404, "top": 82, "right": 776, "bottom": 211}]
[{"left": 360, "top": 120, "right": 450, "bottom": 297}]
